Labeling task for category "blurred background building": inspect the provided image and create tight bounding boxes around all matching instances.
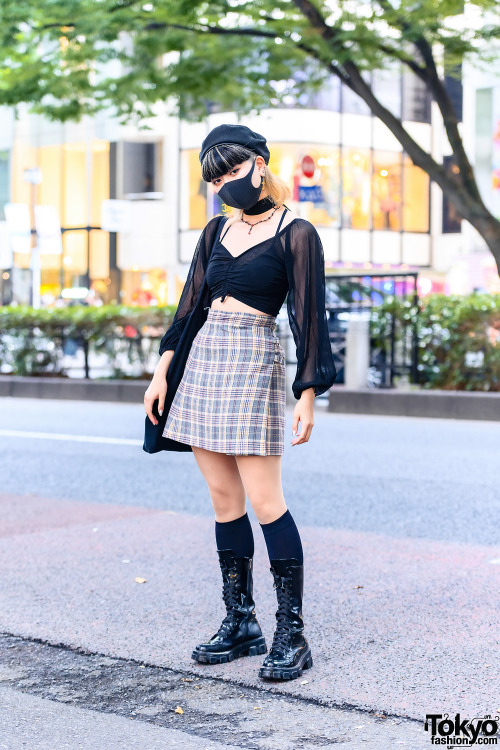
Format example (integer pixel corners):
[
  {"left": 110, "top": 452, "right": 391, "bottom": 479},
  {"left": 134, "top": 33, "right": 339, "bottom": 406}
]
[{"left": 0, "top": 65, "right": 498, "bottom": 308}]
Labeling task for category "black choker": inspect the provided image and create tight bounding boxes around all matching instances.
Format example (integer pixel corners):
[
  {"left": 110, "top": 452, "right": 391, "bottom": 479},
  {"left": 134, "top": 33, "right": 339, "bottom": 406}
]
[{"left": 243, "top": 196, "right": 276, "bottom": 216}]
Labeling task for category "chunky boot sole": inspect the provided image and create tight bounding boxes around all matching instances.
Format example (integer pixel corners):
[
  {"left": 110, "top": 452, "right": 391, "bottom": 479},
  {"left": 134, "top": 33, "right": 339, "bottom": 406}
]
[
  {"left": 258, "top": 648, "right": 313, "bottom": 680},
  {"left": 191, "top": 635, "right": 267, "bottom": 665}
]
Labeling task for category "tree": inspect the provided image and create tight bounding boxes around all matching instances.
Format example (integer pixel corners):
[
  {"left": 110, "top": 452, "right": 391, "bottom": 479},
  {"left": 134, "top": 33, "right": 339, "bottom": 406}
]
[{"left": 1, "top": 0, "right": 499, "bottom": 270}]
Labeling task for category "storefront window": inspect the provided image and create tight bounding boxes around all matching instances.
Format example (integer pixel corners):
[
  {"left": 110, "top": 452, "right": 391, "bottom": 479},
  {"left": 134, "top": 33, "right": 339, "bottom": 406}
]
[
  {"left": 342, "top": 148, "right": 370, "bottom": 229},
  {"left": 268, "top": 143, "right": 340, "bottom": 227},
  {"left": 120, "top": 267, "right": 168, "bottom": 306},
  {"left": 372, "top": 151, "right": 402, "bottom": 231},
  {"left": 403, "top": 155, "right": 429, "bottom": 232},
  {"left": 180, "top": 148, "right": 207, "bottom": 230}
]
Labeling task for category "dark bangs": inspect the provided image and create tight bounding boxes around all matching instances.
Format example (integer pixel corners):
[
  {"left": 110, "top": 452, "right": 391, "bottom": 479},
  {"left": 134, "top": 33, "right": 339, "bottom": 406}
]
[{"left": 201, "top": 143, "right": 255, "bottom": 182}]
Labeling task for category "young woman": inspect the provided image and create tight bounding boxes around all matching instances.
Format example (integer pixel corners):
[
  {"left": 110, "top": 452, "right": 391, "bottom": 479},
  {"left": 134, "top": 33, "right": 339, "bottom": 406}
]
[{"left": 144, "top": 123, "right": 336, "bottom": 682}]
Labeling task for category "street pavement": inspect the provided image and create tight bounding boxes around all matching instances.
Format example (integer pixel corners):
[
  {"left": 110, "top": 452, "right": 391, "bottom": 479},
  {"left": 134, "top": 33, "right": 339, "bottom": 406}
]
[{"left": 0, "top": 396, "right": 499, "bottom": 749}]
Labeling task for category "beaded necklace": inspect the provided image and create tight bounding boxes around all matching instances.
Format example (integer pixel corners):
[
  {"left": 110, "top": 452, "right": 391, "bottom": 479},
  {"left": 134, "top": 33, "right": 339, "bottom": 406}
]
[{"left": 241, "top": 205, "right": 281, "bottom": 235}]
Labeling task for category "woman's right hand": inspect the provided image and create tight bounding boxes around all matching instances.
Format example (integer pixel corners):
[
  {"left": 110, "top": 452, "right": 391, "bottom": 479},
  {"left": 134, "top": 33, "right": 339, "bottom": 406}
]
[{"left": 144, "top": 374, "right": 168, "bottom": 426}]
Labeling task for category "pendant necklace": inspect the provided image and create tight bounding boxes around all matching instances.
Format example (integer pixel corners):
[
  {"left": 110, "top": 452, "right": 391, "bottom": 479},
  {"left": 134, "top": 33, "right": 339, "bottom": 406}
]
[{"left": 241, "top": 206, "right": 280, "bottom": 235}]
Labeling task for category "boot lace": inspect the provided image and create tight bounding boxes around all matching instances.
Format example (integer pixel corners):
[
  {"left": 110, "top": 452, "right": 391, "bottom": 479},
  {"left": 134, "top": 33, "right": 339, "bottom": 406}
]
[
  {"left": 216, "top": 567, "right": 242, "bottom": 635},
  {"left": 270, "top": 578, "right": 294, "bottom": 655}
]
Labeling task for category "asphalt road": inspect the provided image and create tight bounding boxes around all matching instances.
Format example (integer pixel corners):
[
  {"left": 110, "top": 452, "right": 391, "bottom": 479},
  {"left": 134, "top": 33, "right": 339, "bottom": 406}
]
[
  {"left": 1, "top": 396, "right": 498, "bottom": 543},
  {"left": 0, "top": 396, "right": 499, "bottom": 749}
]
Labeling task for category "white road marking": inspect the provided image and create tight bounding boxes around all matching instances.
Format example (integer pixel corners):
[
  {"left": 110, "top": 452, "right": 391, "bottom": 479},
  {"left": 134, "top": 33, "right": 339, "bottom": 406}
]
[{"left": 0, "top": 429, "right": 142, "bottom": 446}]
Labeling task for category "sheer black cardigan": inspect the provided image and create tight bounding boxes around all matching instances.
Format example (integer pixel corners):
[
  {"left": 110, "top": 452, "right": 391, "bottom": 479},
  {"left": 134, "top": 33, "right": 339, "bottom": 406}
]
[{"left": 158, "top": 214, "right": 337, "bottom": 400}]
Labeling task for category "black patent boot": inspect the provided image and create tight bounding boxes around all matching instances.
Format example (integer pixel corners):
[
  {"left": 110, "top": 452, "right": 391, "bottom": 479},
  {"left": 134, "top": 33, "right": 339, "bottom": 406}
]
[
  {"left": 258, "top": 557, "right": 313, "bottom": 680},
  {"left": 191, "top": 549, "right": 267, "bottom": 664}
]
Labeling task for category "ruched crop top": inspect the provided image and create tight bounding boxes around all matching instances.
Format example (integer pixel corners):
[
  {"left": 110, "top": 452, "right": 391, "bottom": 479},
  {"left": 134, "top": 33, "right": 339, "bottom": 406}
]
[
  {"left": 158, "top": 209, "right": 337, "bottom": 400},
  {"left": 205, "top": 208, "right": 290, "bottom": 316}
]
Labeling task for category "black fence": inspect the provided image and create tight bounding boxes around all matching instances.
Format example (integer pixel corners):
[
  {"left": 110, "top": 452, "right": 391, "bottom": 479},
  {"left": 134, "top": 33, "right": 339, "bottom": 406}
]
[{"left": 324, "top": 272, "right": 420, "bottom": 388}]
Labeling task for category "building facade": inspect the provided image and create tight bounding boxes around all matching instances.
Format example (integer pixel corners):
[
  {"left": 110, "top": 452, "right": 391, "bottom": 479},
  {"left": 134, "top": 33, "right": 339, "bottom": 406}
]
[{"left": 0, "top": 67, "right": 495, "bottom": 308}]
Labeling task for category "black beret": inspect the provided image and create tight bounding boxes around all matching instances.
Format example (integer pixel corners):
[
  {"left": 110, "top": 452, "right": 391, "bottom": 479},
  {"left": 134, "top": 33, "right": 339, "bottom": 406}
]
[{"left": 199, "top": 124, "right": 270, "bottom": 165}]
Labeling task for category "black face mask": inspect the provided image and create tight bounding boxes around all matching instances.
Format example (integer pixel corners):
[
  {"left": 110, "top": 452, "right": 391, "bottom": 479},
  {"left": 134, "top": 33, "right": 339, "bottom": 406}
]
[{"left": 217, "top": 159, "right": 263, "bottom": 210}]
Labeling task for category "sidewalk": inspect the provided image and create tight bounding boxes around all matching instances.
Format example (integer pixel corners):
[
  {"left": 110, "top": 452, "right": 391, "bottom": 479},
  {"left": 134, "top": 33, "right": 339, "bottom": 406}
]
[{"left": 0, "top": 491, "right": 498, "bottom": 720}]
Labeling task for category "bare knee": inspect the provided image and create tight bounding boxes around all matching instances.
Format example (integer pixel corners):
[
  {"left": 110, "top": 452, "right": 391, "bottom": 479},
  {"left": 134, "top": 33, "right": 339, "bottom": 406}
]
[
  {"left": 235, "top": 457, "right": 286, "bottom": 524},
  {"left": 248, "top": 493, "right": 287, "bottom": 524},
  {"left": 209, "top": 481, "right": 246, "bottom": 520},
  {"left": 192, "top": 447, "right": 246, "bottom": 521}
]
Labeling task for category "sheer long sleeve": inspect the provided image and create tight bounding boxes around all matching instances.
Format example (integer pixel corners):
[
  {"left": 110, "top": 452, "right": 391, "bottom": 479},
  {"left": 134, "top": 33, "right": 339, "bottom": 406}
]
[
  {"left": 284, "top": 221, "right": 337, "bottom": 400},
  {"left": 158, "top": 216, "right": 222, "bottom": 356}
]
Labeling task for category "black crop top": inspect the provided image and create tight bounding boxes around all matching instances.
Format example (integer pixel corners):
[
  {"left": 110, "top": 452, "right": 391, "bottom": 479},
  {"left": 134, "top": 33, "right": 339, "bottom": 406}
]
[
  {"left": 158, "top": 210, "right": 337, "bottom": 400},
  {"left": 205, "top": 208, "right": 290, "bottom": 316}
]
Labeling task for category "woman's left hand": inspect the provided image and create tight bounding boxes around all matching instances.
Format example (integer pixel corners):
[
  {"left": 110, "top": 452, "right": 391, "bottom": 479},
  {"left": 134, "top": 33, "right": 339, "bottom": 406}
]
[{"left": 291, "top": 389, "right": 315, "bottom": 446}]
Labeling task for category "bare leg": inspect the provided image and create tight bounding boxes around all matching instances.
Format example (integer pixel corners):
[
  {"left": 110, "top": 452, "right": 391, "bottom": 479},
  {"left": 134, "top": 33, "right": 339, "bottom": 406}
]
[
  {"left": 234, "top": 455, "right": 287, "bottom": 524},
  {"left": 192, "top": 446, "right": 247, "bottom": 521}
]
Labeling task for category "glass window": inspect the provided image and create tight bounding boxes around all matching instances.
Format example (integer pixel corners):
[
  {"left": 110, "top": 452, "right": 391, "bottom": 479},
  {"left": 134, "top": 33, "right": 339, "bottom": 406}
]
[
  {"left": 372, "top": 151, "right": 402, "bottom": 231},
  {"left": 402, "top": 70, "right": 431, "bottom": 123},
  {"left": 268, "top": 143, "right": 341, "bottom": 227},
  {"left": 39, "top": 145, "right": 63, "bottom": 214},
  {"left": 372, "top": 68, "right": 401, "bottom": 119},
  {"left": 91, "top": 141, "right": 110, "bottom": 226},
  {"left": 475, "top": 88, "right": 494, "bottom": 199},
  {"left": 444, "top": 63, "right": 463, "bottom": 123},
  {"left": 120, "top": 267, "right": 168, "bottom": 306},
  {"left": 403, "top": 155, "right": 429, "bottom": 232},
  {"left": 0, "top": 150, "right": 10, "bottom": 221},
  {"left": 89, "top": 230, "right": 109, "bottom": 279},
  {"left": 180, "top": 148, "right": 208, "bottom": 230},
  {"left": 123, "top": 141, "right": 160, "bottom": 195},
  {"left": 342, "top": 148, "right": 371, "bottom": 229},
  {"left": 63, "top": 143, "right": 87, "bottom": 228},
  {"left": 442, "top": 155, "right": 462, "bottom": 233},
  {"left": 341, "top": 79, "right": 371, "bottom": 115},
  {"left": 62, "top": 230, "right": 88, "bottom": 276},
  {"left": 11, "top": 139, "right": 38, "bottom": 207}
]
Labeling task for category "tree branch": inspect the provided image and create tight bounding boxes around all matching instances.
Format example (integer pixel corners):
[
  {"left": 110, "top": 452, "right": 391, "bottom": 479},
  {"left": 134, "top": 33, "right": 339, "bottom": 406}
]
[
  {"left": 375, "top": 0, "right": 482, "bottom": 203},
  {"left": 142, "top": 20, "right": 352, "bottom": 83},
  {"left": 292, "top": 0, "right": 487, "bottom": 214}
]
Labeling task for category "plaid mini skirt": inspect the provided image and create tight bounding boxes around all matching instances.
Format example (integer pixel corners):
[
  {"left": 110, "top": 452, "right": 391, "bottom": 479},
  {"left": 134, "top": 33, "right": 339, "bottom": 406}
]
[{"left": 162, "top": 308, "right": 286, "bottom": 455}]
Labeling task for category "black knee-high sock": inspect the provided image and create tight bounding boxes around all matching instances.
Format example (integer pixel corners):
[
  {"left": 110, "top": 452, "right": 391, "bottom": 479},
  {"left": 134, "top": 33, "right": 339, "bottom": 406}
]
[
  {"left": 215, "top": 512, "right": 255, "bottom": 558},
  {"left": 260, "top": 509, "right": 303, "bottom": 565}
]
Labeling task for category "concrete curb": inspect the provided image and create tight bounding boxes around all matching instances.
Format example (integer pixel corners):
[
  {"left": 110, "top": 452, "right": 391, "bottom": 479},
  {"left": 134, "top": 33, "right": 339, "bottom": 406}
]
[
  {"left": 0, "top": 376, "right": 147, "bottom": 403},
  {"left": 1, "top": 376, "right": 499, "bottom": 421},
  {"left": 328, "top": 385, "right": 500, "bottom": 421}
]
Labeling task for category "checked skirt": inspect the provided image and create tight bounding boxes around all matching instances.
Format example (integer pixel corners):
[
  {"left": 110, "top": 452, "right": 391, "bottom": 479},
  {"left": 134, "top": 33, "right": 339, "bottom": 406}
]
[{"left": 162, "top": 308, "right": 286, "bottom": 456}]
